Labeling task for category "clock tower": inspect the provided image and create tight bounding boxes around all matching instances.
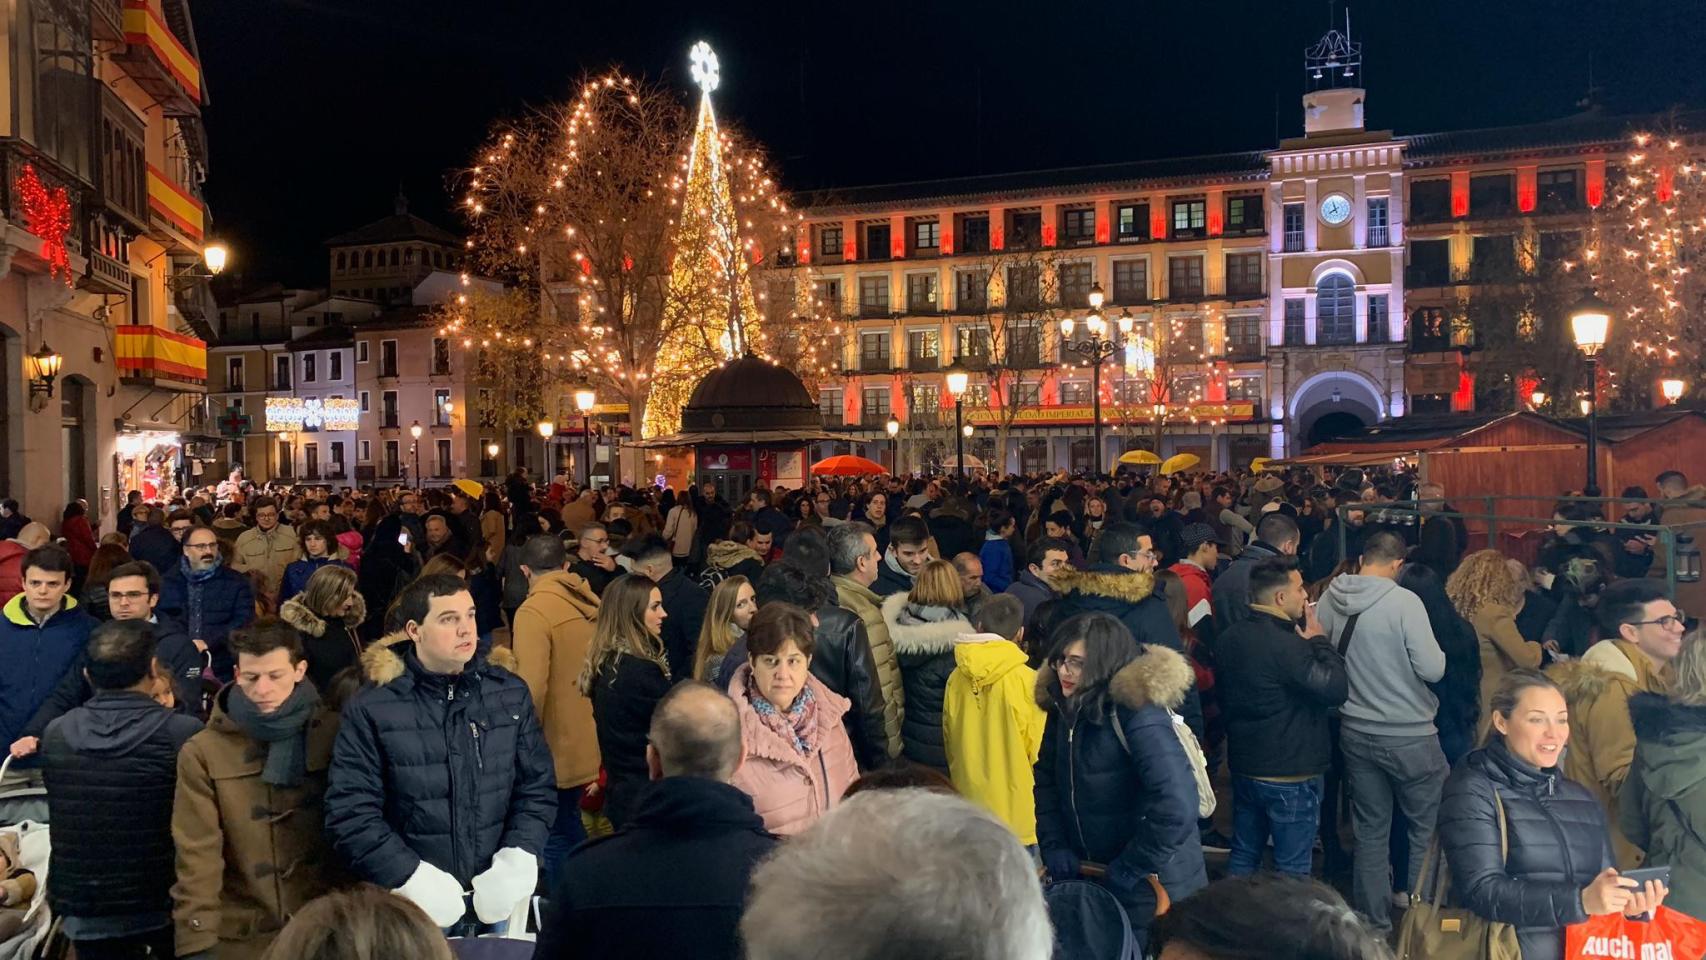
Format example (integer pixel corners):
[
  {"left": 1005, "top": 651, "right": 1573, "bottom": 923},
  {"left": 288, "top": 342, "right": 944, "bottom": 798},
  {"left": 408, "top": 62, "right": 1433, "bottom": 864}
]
[{"left": 1263, "top": 14, "right": 1408, "bottom": 455}]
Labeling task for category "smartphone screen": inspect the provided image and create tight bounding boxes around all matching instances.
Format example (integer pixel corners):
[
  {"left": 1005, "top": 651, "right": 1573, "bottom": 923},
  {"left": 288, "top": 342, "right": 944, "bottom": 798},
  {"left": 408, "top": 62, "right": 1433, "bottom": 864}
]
[{"left": 398, "top": 530, "right": 410, "bottom": 547}]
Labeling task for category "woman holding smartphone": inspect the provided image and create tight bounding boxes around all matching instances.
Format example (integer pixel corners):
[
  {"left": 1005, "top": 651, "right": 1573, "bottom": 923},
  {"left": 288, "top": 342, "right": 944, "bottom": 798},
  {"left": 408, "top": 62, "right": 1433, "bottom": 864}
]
[{"left": 1436, "top": 669, "right": 1666, "bottom": 959}]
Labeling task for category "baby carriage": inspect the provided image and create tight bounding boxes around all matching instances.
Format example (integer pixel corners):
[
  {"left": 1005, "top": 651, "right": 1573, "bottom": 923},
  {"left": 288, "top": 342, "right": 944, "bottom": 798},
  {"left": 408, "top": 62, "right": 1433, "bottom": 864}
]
[{"left": 0, "top": 756, "right": 51, "bottom": 960}]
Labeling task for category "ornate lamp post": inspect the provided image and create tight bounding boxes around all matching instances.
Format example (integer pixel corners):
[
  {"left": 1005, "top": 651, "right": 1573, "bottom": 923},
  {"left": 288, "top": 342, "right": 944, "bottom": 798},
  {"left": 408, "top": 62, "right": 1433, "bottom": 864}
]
[
  {"left": 1570, "top": 291, "right": 1611, "bottom": 497},
  {"left": 944, "top": 361, "right": 970, "bottom": 478},
  {"left": 885, "top": 414, "right": 901, "bottom": 474},
  {"left": 1662, "top": 377, "right": 1686, "bottom": 405},
  {"left": 409, "top": 421, "right": 423, "bottom": 486},
  {"left": 1058, "top": 282, "right": 1125, "bottom": 476},
  {"left": 574, "top": 379, "right": 597, "bottom": 485}
]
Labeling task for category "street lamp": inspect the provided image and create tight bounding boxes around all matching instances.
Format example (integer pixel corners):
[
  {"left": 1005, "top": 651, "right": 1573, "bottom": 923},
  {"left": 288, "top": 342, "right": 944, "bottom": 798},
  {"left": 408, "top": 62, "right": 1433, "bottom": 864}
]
[
  {"left": 1571, "top": 290, "right": 1611, "bottom": 497},
  {"left": 1662, "top": 377, "right": 1686, "bottom": 405},
  {"left": 485, "top": 441, "right": 500, "bottom": 478},
  {"left": 409, "top": 421, "right": 423, "bottom": 487},
  {"left": 1530, "top": 389, "right": 1547, "bottom": 410},
  {"left": 28, "top": 342, "right": 62, "bottom": 398},
  {"left": 574, "top": 379, "right": 597, "bottom": 486},
  {"left": 202, "top": 243, "right": 229, "bottom": 276},
  {"left": 944, "top": 360, "right": 970, "bottom": 478},
  {"left": 538, "top": 419, "right": 555, "bottom": 479},
  {"left": 1059, "top": 281, "right": 1121, "bottom": 476},
  {"left": 885, "top": 413, "right": 901, "bottom": 474}
]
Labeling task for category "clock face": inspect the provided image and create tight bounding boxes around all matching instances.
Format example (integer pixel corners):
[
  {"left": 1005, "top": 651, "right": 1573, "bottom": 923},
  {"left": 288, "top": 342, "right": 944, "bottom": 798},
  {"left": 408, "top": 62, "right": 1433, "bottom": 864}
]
[{"left": 1319, "top": 194, "right": 1352, "bottom": 225}]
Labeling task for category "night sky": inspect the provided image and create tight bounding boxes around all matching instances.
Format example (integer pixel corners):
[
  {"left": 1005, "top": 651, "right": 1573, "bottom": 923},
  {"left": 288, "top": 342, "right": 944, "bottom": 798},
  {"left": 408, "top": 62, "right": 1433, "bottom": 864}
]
[{"left": 196, "top": 0, "right": 1706, "bottom": 287}]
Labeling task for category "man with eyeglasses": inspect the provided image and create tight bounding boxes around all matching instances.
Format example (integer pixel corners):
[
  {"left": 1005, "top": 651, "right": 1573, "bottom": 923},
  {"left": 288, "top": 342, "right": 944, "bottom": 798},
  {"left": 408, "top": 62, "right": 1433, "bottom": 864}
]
[
  {"left": 10, "top": 561, "right": 203, "bottom": 757},
  {"left": 1552, "top": 578, "right": 1687, "bottom": 869},
  {"left": 569, "top": 522, "right": 618, "bottom": 598},
  {"left": 159, "top": 525, "right": 255, "bottom": 683}
]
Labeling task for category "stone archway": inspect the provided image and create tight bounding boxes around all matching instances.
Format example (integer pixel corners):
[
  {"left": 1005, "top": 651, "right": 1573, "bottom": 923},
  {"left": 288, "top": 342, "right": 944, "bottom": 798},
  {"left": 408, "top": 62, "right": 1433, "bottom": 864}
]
[{"left": 1289, "top": 370, "right": 1385, "bottom": 454}]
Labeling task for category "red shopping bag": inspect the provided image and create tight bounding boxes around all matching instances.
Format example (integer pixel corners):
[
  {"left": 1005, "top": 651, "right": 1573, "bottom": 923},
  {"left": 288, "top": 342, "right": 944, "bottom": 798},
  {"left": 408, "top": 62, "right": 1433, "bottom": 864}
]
[{"left": 1564, "top": 907, "right": 1706, "bottom": 959}]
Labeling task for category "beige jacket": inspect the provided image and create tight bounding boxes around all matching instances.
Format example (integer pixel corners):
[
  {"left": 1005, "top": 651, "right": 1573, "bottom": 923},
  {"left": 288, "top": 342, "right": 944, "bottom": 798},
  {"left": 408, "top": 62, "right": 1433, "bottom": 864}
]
[
  {"left": 832, "top": 574, "right": 904, "bottom": 759},
  {"left": 232, "top": 525, "right": 299, "bottom": 601},
  {"left": 511, "top": 570, "right": 602, "bottom": 789}
]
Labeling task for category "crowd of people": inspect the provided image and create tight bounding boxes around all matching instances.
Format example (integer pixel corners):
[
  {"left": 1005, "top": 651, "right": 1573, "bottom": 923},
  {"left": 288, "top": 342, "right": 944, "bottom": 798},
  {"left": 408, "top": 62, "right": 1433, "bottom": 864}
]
[{"left": 4, "top": 461, "right": 1706, "bottom": 959}]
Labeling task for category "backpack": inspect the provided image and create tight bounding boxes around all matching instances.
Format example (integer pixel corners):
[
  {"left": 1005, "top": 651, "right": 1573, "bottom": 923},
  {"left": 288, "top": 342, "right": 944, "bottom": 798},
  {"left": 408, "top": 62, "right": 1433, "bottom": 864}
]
[{"left": 1109, "top": 702, "right": 1216, "bottom": 818}]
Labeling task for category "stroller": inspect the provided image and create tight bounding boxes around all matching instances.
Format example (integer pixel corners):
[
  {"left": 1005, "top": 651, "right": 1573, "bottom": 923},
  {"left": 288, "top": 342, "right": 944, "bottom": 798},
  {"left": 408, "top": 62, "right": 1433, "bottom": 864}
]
[
  {"left": 0, "top": 756, "right": 51, "bottom": 960},
  {"left": 1044, "top": 863, "right": 1169, "bottom": 960}
]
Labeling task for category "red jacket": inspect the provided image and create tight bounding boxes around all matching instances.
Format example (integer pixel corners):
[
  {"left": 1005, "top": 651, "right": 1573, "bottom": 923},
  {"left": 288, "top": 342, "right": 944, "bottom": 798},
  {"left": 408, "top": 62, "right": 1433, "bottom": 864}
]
[
  {"left": 1167, "top": 560, "right": 1213, "bottom": 614},
  {"left": 61, "top": 516, "right": 96, "bottom": 568},
  {"left": 0, "top": 540, "right": 25, "bottom": 602}
]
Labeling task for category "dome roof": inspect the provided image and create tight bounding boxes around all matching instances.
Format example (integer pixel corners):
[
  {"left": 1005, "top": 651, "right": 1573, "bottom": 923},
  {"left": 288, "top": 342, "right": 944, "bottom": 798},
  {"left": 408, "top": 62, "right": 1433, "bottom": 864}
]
[{"left": 680, "top": 353, "right": 822, "bottom": 432}]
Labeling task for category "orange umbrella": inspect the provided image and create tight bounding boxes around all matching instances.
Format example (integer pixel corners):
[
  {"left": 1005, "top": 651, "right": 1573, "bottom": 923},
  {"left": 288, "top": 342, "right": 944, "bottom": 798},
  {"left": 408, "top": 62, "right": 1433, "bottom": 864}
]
[{"left": 811, "top": 454, "right": 889, "bottom": 476}]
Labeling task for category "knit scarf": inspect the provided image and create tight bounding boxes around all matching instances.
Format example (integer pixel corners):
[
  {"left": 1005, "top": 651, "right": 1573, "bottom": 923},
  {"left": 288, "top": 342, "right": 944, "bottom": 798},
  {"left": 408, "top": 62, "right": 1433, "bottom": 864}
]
[
  {"left": 225, "top": 679, "right": 321, "bottom": 787},
  {"left": 747, "top": 674, "right": 819, "bottom": 756},
  {"left": 180, "top": 555, "right": 223, "bottom": 644}
]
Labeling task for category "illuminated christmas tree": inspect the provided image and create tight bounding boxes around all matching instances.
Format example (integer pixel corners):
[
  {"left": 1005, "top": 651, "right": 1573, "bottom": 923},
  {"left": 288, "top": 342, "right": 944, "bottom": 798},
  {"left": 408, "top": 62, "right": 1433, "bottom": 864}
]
[{"left": 644, "top": 42, "right": 764, "bottom": 437}]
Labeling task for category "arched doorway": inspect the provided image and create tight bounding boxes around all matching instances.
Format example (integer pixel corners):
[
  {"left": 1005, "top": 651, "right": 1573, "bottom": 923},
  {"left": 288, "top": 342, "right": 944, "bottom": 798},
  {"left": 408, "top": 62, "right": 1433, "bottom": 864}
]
[
  {"left": 1289, "top": 371, "right": 1384, "bottom": 455},
  {"left": 1308, "top": 410, "right": 1366, "bottom": 446}
]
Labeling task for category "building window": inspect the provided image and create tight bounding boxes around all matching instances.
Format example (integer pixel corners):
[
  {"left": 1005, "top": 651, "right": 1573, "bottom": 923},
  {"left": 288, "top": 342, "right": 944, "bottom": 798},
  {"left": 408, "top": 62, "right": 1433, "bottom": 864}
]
[
  {"left": 1472, "top": 234, "right": 1518, "bottom": 278},
  {"left": 1226, "top": 376, "right": 1263, "bottom": 402},
  {"left": 359, "top": 390, "right": 370, "bottom": 413},
  {"left": 860, "top": 332, "right": 891, "bottom": 370},
  {"left": 1226, "top": 196, "right": 1263, "bottom": 233},
  {"left": 906, "top": 330, "right": 940, "bottom": 369},
  {"left": 1006, "top": 322, "right": 1042, "bottom": 367},
  {"left": 330, "top": 441, "right": 345, "bottom": 468},
  {"left": 1367, "top": 294, "right": 1390, "bottom": 343},
  {"left": 1225, "top": 253, "right": 1263, "bottom": 297},
  {"left": 1410, "top": 179, "right": 1452, "bottom": 222},
  {"left": 1171, "top": 199, "right": 1206, "bottom": 237},
  {"left": 1367, "top": 197, "right": 1390, "bottom": 247},
  {"left": 230, "top": 439, "right": 245, "bottom": 468},
  {"left": 1282, "top": 203, "right": 1305, "bottom": 252},
  {"left": 364, "top": 250, "right": 374, "bottom": 268},
  {"left": 963, "top": 383, "right": 990, "bottom": 408},
  {"left": 329, "top": 351, "right": 343, "bottom": 381},
  {"left": 383, "top": 440, "right": 400, "bottom": 477},
  {"left": 336, "top": 252, "right": 346, "bottom": 271},
  {"left": 913, "top": 220, "right": 939, "bottom": 251},
  {"left": 1006, "top": 265, "right": 1041, "bottom": 309},
  {"left": 389, "top": 248, "right": 400, "bottom": 267},
  {"left": 1116, "top": 203, "right": 1149, "bottom": 242},
  {"left": 432, "top": 338, "right": 452, "bottom": 375},
  {"left": 380, "top": 340, "right": 398, "bottom": 377},
  {"left": 278, "top": 441, "right": 293, "bottom": 478},
  {"left": 1537, "top": 169, "right": 1581, "bottom": 212},
  {"left": 1060, "top": 381, "right": 1091, "bottom": 405},
  {"left": 906, "top": 274, "right": 938, "bottom": 312},
  {"left": 908, "top": 383, "right": 939, "bottom": 415},
  {"left": 1407, "top": 239, "right": 1452, "bottom": 286},
  {"left": 226, "top": 357, "right": 243, "bottom": 390},
  {"left": 436, "top": 439, "right": 452, "bottom": 478},
  {"left": 1539, "top": 230, "right": 1582, "bottom": 263},
  {"left": 819, "top": 388, "right": 843, "bottom": 427},
  {"left": 864, "top": 223, "right": 891, "bottom": 259},
  {"left": 1062, "top": 208, "right": 1095, "bottom": 245},
  {"left": 357, "top": 340, "right": 369, "bottom": 363},
  {"left": 1283, "top": 299, "right": 1306, "bottom": 346},
  {"left": 382, "top": 391, "right": 399, "bottom": 429},
  {"left": 1316, "top": 274, "right": 1355, "bottom": 345},
  {"left": 1226, "top": 316, "right": 1262, "bottom": 358},
  {"left": 1112, "top": 260, "right": 1148, "bottom": 303},
  {"left": 862, "top": 387, "right": 891, "bottom": 422},
  {"left": 434, "top": 389, "right": 452, "bottom": 426},
  {"left": 274, "top": 355, "right": 291, "bottom": 390},
  {"left": 360, "top": 440, "right": 371, "bottom": 462},
  {"left": 820, "top": 225, "right": 843, "bottom": 258},
  {"left": 303, "top": 442, "right": 319, "bottom": 479},
  {"left": 1167, "top": 256, "right": 1205, "bottom": 299},
  {"left": 1008, "top": 380, "right": 1041, "bottom": 407},
  {"left": 1469, "top": 173, "right": 1515, "bottom": 216},
  {"left": 858, "top": 276, "right": 889, "bottom": 316},
  {"left": 1059, "top": 262, "right": 1094, "bottom": 308},
  {"left": 302, "top": 353, "right": 316, "bottom": 383},
  {"left": 813, "top": 278, "right": 842, "bottom": 313},
  {"left": 955, "top": 270, "right": 989, "bottom": 311},
  {"left": 957, "top": 326, "right": 991, "bottom": 363},
  {"left": 1009, "top": 211, "right": 1042, "bottom": 248},
  {"left": 961, "top": 216, "right": 990, "bottom": 254}
]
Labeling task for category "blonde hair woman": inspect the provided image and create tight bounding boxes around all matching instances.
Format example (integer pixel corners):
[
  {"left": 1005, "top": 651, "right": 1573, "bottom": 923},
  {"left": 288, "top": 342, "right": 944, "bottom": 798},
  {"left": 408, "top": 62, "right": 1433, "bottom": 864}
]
[
  {"left": 578, "top": 573, "right": 670, "bottom": 828},
  {"left": 1446, "top": 549, "right": 1542, "bottom": 737},
  {"left": 694, "top": 574, "right": 756, "bottom": 683},
  {"left": 881, "top": 558, "right": 975, "bottom": 771},
  {"left": 262, "top": 884, "right": 454, "bottom": 960},
  {"left": 1624, "top": 630, "right": 1706, "bottom": 920},
  {"left": 279, "top": 563, "right": 367, "bottom": 692}
]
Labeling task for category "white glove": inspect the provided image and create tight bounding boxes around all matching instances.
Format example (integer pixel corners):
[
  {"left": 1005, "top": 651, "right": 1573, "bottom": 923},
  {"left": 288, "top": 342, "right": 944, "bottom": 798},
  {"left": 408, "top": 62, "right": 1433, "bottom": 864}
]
[
  {"left": 393, "top": 860, "right": 466, "bottom": 928},
  {"left": 471, "top": 847, "right": 538, "bottom": 924}
]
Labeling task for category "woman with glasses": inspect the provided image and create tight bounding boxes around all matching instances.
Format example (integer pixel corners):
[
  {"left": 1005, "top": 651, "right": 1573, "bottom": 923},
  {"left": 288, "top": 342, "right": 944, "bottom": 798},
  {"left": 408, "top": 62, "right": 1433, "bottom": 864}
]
[{"left": 1034, "top": 612, "right": 1207, "bottom": 951}]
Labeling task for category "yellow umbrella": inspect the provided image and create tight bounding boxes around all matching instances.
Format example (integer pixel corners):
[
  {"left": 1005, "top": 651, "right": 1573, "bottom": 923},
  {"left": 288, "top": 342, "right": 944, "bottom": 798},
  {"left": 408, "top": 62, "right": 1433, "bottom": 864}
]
[
  {"left": 1118, "top": 449, "right": 1162, "bottom": 466},
  {"left": 1250, "top": 457, "right": 1272, "bottom": 474},
  {"left": 1160, "top": 452, "right": 1201, "bottom": 476}
]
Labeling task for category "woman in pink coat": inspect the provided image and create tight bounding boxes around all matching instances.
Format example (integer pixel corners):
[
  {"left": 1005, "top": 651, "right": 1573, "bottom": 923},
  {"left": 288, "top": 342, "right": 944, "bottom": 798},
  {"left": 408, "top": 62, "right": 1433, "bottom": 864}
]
[{"left": 729, "top": 602, "right": 859, "bottom": 836}]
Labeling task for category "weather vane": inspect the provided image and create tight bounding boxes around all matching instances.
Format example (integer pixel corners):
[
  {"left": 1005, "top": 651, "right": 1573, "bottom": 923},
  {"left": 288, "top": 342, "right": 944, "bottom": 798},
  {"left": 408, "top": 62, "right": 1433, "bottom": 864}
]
[{"left": 690, "top": 41, "right": 720, "bottom": 95}]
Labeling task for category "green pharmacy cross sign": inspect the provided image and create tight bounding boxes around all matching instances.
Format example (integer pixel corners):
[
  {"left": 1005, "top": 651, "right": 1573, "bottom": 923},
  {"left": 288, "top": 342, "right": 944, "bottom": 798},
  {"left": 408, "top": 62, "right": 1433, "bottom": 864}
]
[{"left": 219, "top": 406, "right": 251, "bottom": 437}]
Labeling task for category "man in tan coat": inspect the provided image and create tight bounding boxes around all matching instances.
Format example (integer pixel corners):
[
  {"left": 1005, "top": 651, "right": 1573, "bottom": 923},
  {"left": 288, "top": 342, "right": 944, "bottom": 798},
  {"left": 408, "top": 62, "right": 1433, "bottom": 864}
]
[
  {"left": 173, "top": 620, "right": 339, "bottom": 960},
  {"left": 1652, "top": 470, "right": 1706, "bottom": 617},
  {"left": 510, "top": 533, "right": 601, "bottom": 890},
  {"left": 231, "top": 497, "right": 298, "bottom": 606},
  {"left": 1550, "top": 578, "right": 1683, "bottom": 868},
  {"left": 828, "top": 522, "right": 902, "bottom": 760}
]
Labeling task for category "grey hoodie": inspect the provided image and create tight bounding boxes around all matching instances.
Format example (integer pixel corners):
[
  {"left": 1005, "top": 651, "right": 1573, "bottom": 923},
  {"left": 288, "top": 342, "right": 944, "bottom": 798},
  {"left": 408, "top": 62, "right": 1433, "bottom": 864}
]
[{"left": 1318, "top": 574, "right": 1445, "bottom": 738}]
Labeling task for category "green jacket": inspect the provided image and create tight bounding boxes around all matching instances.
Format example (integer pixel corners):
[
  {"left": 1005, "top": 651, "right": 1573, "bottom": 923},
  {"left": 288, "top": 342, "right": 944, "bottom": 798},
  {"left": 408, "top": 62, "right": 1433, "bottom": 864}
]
[{"left": 1623, "top": 691, "right": 1706, "bottom": 921}]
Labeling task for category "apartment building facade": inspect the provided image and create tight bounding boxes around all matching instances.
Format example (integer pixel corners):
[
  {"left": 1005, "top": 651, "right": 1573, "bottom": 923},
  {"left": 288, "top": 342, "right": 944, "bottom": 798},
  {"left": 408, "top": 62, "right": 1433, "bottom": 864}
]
[{"left": 788, "top": 64, "right": 1657, "bottom": 469}]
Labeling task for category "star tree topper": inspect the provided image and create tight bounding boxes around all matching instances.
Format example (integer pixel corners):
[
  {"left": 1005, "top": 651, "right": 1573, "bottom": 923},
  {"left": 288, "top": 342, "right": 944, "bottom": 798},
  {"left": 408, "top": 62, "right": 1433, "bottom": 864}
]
[{"left": 689, "top": 41, "right": 720, "bottom": 94}]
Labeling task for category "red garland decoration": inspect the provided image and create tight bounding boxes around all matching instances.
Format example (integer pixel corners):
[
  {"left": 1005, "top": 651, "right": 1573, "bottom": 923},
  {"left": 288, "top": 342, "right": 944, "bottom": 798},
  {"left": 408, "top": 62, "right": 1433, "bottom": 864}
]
[{"left": 16, "top": 164, "right": 73, "bottom": 286}]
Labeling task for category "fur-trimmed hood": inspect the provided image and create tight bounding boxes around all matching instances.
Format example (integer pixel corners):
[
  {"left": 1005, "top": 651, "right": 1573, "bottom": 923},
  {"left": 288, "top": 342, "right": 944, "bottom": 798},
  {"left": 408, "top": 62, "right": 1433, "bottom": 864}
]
[
  {"left": 1630, "top": 690, "right": 1706, "bottom": 801},
  {"left": 359, "top": 630, "right": 518, "bottom": 686},
  {"left": 278, "top": 592, "right": 368, "bottom": 637},
  {"left": 706, "top": 540, "right": 762, "bottom": 571},
  {"left": 881, "top": 591, "right": 973, "bottom": 657},
  {"left": 1033, "top": 642, "right": 1193, "bottom": 712},
  {"left": 1550, "top": 638, "right": 1646, "bottom": 702},
  {"left": 1046, "top": 564, "right": 1157, "bottom": 606}
]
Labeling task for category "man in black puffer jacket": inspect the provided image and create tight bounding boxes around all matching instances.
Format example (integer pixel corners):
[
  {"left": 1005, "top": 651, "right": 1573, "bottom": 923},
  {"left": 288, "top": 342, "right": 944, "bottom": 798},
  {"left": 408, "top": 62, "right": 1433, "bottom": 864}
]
[
  {"left": 325, "top": 574, "right": 555, "bottom": 935},
  {"left": 40, "top": 619, "right": 202, "bottom": 958},
  {"left": 1046, "top": 522, "right": 1203, "bottom": 739},
  {"left": 1211, "top": 513, "right": 1301, "bottom": 631}
]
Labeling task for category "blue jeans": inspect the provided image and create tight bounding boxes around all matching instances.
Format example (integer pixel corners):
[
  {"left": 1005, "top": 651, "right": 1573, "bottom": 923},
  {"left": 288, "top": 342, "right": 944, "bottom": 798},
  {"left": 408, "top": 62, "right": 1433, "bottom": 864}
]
[
  {"left": 541, "top": 785, "right": 588, "bottom": 892},
  {"left": 1229, "top": 775, "right": 1322, "bottom": 878}
]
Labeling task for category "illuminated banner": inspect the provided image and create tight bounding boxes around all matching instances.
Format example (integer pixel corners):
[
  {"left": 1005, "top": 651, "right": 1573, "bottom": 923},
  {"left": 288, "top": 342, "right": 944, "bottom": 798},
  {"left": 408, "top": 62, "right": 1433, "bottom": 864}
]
[
  {"left": 963, "top": 403, "right": 1256, "bottom": 425},
  {"left": 265, "top": 397, "right": 359, "bottom": 432}
]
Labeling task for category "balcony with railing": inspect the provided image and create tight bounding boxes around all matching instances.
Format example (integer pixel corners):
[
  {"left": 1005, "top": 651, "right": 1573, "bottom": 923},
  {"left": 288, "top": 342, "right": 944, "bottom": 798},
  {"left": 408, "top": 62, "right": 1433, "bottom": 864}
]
[
  {"left": 1368, "top": 225, "right": 1390, "bottom": 247},
  {"left": 857, "top": 353, "right": 892, "bottom": 373},
  {"left": 116, "top": 0, "right": 202, "bottom": 116},
  {"left": 906, "top": 353, "right": 940, "bottom": 373},
  {"left": 146, "top": 149, "right": 204, "bottom": 252}
]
